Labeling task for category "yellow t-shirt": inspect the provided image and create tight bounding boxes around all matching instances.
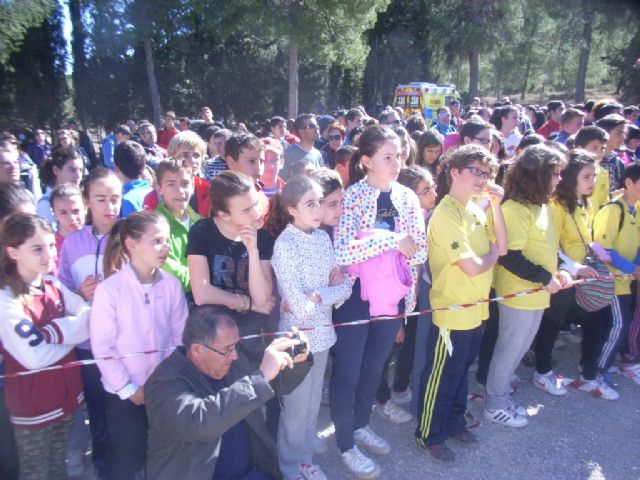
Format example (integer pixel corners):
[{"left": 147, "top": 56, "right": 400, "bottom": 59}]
[
  {"left": 588, "top": 165, "right": 609, "bottom": 224},
  {"left": 428, "top": 195, "right": 493, "bottom": 330},
  {"left": 593, "top": 197, "right": 640, "bottom": 295},
  {"left": 550, "top": 199, "right": 591, "bottom": 264},
  {"left": 494, "top": 201, "right": 558, "bottom": 310}
]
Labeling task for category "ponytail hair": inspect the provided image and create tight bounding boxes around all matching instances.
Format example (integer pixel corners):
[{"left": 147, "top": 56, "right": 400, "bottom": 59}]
[
  {"left": 0, "top": 213, "right": 54, "bottom": 299},
  {"left": 103, "top": 211, "right": 168, "bottom": 278},
  {"left": 264, "top": 175, "right": 321, "bottom": 238},
  {"left": 347, "top": 149, "right": 366, "bottom": 187}
]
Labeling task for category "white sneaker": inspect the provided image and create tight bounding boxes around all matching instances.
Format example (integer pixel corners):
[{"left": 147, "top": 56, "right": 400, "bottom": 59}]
[
  {"left": 484, "top": 407, "right": 529, "bottom": 427},
  {"left": 390, "top": 389, "right": 412, "bottom": 405},
  {"left": 299, "top": 463, "right": 328, "bottom": 480},
  {"left": 533, "top": 371, "right": 568, "bottom": 396},
  {"left": 340, "top": 446, "right": 381, "bottom": 479},
  {"left": 373, "top": 400, "right": 412, "bottom": 424},
  {"left": 354, "top": 425, "right": 391, "bottom": 455},
  {"left": 620, "top": 363, "right": 640, "bottom": 386},
  {"left": 571, "top": 375, "right": 620, "bottom": 400},
  {"left": 506, "top": 397, "right": 528, "bottom": 417}
]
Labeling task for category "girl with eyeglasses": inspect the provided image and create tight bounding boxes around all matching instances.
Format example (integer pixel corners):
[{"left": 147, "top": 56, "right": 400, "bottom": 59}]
[
  {"left": 459, "top": 118, "right": 493, "bottom": 150},
  {"left": 91, "top": 211, "right": 188, "bottom": 479},
  {"left": 415, "top": 145, "right": 506, "bottom": 463}
]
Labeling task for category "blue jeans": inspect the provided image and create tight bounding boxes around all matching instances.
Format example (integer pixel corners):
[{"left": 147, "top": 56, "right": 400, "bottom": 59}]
[{"left": 329, "top": 281, "right": 402, "bottom": 452}]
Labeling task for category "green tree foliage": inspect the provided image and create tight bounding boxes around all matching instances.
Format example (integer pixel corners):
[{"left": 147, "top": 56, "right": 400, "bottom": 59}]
[
  {"left": 0, "top": 0, "right": 56, "bottom": 65},
  {"left": 0, "top": 1, "right": 70, "bottom": 127},
  {"left": 0, "top": 0, "right": 637, "bottom": 130}
]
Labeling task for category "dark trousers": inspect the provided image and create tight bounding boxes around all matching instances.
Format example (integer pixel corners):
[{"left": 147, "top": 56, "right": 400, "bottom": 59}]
[
  {"left": 535, "top": 286, "right": 604, "bottom": 379},
  {"left": 0, "top": 386, "right": 19, "bottom": 480},
  {"left": 534, "top": 287, "right": 573, "bottom": 375},
  {"left": 376, "top": 315, "right": 417, "bottom": 404},
  {"left": 329, "top": 281, "right": 402, "bottom": 452},
  {"left": 600, "top": 294, "right": 633, "bottom": 370},
  {"left": 626, "top": 282, "right": 640, "bottom": 362},
  {"left": 76, "top": 348, "right": 111, "bottom": 479},
  {"left": 415, "top": 322, "right": 484, "bottom": 447},
  {"left": 104, "top": 393, "right": 147, "bottom": 480},
  {"left": 476, "top": 290, "right": 499, "bottom": 386}
]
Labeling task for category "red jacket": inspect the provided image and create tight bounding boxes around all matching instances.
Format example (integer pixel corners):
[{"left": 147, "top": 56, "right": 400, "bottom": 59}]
[
  {"left": 536, "top": 120, "right": 560, "bottom": 140},
  {"left": 0, "top": 277, "right": 90, "bottom": 428},
  {"left": 143, "top": 176, "right": 211, "bottom": 218},
  {"left": 157, "top": 127, "right": 179, "bottom": 150}
]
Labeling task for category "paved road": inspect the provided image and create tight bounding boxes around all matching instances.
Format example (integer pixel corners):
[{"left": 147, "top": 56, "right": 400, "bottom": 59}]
[
  {"left": 72, "top": 342, "right": 640, "bottom": 480},
  {"left": 315, "top": 342, "right": 640, "bottom": 480}
]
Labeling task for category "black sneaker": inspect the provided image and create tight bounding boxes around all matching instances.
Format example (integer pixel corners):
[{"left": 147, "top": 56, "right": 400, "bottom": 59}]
[
  {"left": 423, "top": 442, "right": 455, "bottom": 464},
  {"left": 451, "top": 430, "right": 479, "bottom": 449}
]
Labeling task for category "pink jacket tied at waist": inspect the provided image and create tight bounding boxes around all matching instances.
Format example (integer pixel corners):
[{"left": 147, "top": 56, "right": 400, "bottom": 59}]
[{"left": 347, "top": 230, "right": 413, "bottom": 316}]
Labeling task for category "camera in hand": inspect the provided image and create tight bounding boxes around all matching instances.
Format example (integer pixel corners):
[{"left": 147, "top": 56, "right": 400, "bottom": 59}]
[{"left": 288, "top": 332, "right": 307, "bottom": 358}]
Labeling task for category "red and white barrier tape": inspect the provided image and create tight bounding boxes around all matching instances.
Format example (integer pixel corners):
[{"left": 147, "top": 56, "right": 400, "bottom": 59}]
[{"left": 0, "top": 273, "right": 631, "bottom": 380}]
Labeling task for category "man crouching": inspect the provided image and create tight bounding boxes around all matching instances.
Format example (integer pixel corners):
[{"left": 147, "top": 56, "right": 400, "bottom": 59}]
[{"left": 145, "top": 304, "right": 312, "bottom": 479}]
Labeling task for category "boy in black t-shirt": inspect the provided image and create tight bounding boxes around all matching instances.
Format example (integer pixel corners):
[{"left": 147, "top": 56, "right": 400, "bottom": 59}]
[{"left": 187, "top": 171, "right": 275, "bottom": 363}]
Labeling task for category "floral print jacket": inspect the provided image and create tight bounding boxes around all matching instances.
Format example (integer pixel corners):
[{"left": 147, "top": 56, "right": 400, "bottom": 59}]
[{"left": 334, "top": 178, "right": 427, "bottom": 312}]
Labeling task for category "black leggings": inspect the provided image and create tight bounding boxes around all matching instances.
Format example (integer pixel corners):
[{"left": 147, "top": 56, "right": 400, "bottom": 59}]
[
  {"left": 535, "top": 286, "right": 603, "bottom": 379},
  {"left": 376, "top": 315, "right": 417, "bottom": 403}
]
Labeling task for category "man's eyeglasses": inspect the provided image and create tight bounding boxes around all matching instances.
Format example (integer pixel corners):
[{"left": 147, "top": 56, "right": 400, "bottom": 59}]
[
  {"left": 473, "top": 137, "right": 492, "bottom": 145},
  {"left": 199, "top": 342, "right": 239, "bottom": 358},
  {"left": 328, "top": 134, "right": 342, "bottom": 141},
  {"left": 462, "top": 166, "right": 492, "bottom": 180}
]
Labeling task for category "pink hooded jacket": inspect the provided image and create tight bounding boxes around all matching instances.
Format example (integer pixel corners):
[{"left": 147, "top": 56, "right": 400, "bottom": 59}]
[{"left": 347, "top": 230, "right": 413, "bottom": 316}]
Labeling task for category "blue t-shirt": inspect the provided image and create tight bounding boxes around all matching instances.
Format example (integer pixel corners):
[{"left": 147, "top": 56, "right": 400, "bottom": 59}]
[
  {"left": 120, "top": 179, "right": 152, "bottom": 218},
  {"left": 375, "top": 190, "right": 398, "bottom": 232}
]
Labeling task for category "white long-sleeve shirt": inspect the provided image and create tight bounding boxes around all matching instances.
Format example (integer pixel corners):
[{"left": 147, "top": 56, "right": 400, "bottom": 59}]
[{"left": 272, "top": 224, "right": 352, "bottom": 353}]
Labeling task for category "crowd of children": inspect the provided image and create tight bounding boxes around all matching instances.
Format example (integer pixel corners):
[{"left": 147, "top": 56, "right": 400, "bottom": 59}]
[{"left": 0, "top": 97, "right": 639, "bottom": 480}]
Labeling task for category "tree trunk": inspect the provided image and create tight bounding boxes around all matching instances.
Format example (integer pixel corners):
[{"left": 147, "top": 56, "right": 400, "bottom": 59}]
[
  {"left": 575, "top": 0, "right": 593, "bottom": 102},
  {"left": 520, "top": 17, "right": 540, "bottom": 101},
  {"left": 69, "top": 0, "right": 87, "bottom": 126},
  {"left": 468, "top": 49, "right": 479, "bottom": 100},
  {"left": 143, "top": 38, "right": 162, "bottom": 127},
  {"left": 288, "top": 42, "right": 299, "bottom": 118}
]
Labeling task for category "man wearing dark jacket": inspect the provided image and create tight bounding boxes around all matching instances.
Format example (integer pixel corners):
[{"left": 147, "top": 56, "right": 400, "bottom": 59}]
[{"left": 145, "top": 305, "right": 312, "bottom": 480}]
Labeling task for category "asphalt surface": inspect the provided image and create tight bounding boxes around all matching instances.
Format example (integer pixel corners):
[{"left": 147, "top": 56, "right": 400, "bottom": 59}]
[
  {"left": 72, "top": 341, "right": 640, "bottom": 480},
  {"left": 315, "top": 342, "right": 640, "bottom": 480}
]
